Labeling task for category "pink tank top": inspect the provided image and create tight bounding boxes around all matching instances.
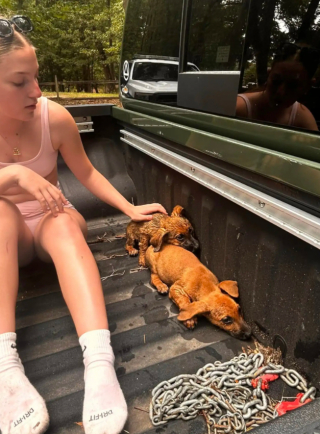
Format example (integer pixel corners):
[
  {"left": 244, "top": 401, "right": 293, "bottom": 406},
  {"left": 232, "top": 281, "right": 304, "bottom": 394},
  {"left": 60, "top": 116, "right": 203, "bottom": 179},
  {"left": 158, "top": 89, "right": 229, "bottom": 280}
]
[
  {"left": 238, "top": 94, "right": 299, "bottom": 126},
  {"left": 0, "top": 97, "right": 58, "bottom": 177}
]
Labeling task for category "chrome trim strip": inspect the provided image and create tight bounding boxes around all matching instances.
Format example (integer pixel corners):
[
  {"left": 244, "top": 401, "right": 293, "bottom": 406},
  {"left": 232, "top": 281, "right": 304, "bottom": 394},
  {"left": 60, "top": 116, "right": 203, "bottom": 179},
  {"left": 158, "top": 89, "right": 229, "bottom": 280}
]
[
  {"left": 79, "top": 129, "right": 94, "bottom": 134},
  {"left": 76, "top": 121, "right": 94, "bottom": 126},
  {"left": 120, "top": 129, "right": 320, "bottom": 249}
]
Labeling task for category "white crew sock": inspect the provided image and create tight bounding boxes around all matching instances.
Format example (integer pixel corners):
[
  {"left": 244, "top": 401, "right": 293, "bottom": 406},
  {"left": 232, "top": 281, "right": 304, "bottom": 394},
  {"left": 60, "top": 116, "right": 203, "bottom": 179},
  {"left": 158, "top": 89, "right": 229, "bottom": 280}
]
[
  {"left": 0, "top": 332, "right": 49, "bottom": 434},
  {"left": 79, "top": 329, "right": 128, "bottom": 434}
]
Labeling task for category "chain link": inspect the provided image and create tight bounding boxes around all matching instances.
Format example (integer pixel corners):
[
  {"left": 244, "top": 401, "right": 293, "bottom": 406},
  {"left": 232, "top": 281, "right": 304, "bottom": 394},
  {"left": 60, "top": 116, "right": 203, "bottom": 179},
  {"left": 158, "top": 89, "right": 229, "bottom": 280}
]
[{"left": 150, "top": 352, "right": 316, "bottom": 432}]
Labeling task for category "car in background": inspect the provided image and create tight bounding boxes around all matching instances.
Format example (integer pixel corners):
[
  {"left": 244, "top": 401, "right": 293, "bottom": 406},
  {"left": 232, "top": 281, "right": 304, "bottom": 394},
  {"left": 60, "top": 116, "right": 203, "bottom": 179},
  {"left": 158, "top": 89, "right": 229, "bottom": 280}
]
[{"left": 121, "top": 55, "right": 199, "bottom": 105}]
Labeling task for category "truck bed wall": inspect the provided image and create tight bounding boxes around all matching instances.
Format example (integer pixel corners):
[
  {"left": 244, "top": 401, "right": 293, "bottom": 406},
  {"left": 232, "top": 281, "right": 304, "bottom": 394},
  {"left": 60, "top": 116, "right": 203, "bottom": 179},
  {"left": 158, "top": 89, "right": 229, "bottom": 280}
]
[
  {"left": 119, "top": 132, "right": 320, "bottom": 389},
  {"left": 63, "top": 106, "right": 320, "bottom": 389}
]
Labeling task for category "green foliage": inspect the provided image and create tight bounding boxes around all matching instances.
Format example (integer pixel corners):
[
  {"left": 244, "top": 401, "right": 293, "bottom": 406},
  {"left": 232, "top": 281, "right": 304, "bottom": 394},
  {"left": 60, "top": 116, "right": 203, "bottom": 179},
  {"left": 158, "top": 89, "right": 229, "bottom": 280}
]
[
  {"left": 1, "top": 0, "right": 320, "bottom": 87},
  {"left": 187, "top": 0, "right": 251, "bottom": 72},
  {"left": 244, "top": 0, "right": 320, "bottom": 84},
  {"left": 122, "top": 0, "right": 250, "bottom": 72},
  {"left": 122, "top": 0, "right": 183, "bottom": 61},
  {"left": 243, "top": 62, "right": 257, "bottom": 85},
  {"left": 0, "top": 0, "right": 125, "bottom": 82}
]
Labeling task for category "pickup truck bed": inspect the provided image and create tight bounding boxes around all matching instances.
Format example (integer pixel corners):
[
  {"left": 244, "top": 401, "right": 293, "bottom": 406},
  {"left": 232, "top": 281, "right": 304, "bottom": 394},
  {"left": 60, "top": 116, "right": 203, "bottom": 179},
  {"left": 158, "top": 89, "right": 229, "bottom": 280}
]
[
  {"left": 17, "top": 216, "right": 245, "bottom": 434},
  {"left": 18, "top": 215, "right": 320, "bottom": 434},
  {"left": 15, "top": 104, "right": 320, "bottom": 434}
]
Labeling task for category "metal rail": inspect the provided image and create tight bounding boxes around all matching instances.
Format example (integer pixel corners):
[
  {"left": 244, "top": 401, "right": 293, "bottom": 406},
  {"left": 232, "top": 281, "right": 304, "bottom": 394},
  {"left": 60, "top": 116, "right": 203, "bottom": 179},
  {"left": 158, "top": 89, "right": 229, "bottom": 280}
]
[{"left": 121, "top": 129, "right": 320, "bottom": 250}]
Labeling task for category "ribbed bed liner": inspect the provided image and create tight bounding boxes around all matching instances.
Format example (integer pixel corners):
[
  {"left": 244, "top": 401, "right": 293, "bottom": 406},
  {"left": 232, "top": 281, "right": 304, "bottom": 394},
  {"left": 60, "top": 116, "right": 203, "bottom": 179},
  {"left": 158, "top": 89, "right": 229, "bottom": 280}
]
[{"left": 16, "top": 216, "right": 303, "bottom": 434}]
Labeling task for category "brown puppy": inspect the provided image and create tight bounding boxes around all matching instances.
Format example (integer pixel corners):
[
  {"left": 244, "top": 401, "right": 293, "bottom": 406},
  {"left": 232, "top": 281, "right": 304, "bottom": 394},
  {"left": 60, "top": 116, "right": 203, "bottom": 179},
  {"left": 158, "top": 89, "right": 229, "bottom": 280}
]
[
  {"left": 125, "top": 205, "right": 199, "bottom": 267},
  {"left": 146, "top": 244, "right": 251, "bottom": 340}
]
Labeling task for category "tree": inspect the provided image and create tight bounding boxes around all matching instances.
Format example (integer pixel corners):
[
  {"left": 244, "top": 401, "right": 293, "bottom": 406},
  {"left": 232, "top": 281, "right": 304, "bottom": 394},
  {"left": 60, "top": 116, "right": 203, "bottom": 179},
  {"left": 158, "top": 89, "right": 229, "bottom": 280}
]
[
  {"left": 0, "top": 0, "right": 125, "bottom": 84},
  {"left": 243, "top": 0, "right": 320, "bottom": 86},
  {"left": 296, "top": 0, "right": 320, "bottom": 42}
]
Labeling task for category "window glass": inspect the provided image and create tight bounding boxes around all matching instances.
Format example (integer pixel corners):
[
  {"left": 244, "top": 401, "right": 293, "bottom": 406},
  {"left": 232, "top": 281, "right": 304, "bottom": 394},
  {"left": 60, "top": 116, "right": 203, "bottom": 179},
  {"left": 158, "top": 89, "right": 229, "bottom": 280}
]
[
  {"left": 179, "top": 0, "right": 250, "bottom": 116},
  {"left": 184, "top": 0, "right": 320, "bottom": 131},
  {"left": 122, "top": 0, "right": 320, "bottom": 134},
  {"left": 187, "top": 0, "right": 250, "bottom": 72},
  {"left": 237, "top": 0, "right": 320, "bottom": 132},
  {"left": 121, "top": 0, "right": 183, "bottom": 105}
]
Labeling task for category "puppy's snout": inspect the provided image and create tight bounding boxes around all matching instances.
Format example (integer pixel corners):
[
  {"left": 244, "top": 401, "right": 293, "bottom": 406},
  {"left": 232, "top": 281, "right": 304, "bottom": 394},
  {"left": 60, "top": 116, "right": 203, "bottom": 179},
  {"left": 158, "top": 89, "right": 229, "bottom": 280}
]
[
  {"left": 242, "top": 328, "right": 252, "bottom": 340},
  {"left": 234, "top": 323, "right": 252, "bottom": 340},
  {"left": 191, "top": 237, "right": 199, "bottom": 250},
  {"left": 186, "top": 236, "right": 199, "bottom": 252},
  {"left": 244, "top": 330, "right": 252, "bottom": 339}
]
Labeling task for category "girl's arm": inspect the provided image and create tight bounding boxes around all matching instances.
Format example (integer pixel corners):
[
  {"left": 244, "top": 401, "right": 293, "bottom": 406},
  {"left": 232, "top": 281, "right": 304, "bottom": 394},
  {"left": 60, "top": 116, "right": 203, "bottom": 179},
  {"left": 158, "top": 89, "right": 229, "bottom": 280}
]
[
  {"left": 51, "top": 102, "right": 167, "bottom": 221},
  {"left": 0, "top": 165, "right": 67, "bottom": 215},
  {"left": 0, "top": 166, "right": 20, "bottom": 194}
]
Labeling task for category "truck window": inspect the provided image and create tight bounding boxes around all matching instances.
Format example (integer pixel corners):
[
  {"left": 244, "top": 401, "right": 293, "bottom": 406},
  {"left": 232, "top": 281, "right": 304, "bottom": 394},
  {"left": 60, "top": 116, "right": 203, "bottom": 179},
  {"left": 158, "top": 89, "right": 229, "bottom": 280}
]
[
  {"left": 187, "top": 0, "right": 249, "bottom": 73},
  {"left": 178, "top": 0, "right": 250, "bottom": 116},
  {"left": 181, "top": 0, "right": 320, "bottom": 133},
  {"left": 236, "top": 0, "right": 320, "bottom": 133},
  {"left": 122, "top": 0, "right": 320, "bottom": 135},
  {"left": 121, "top": 0, "right": 183, "bottom": 104},
  {"left": 122, "top": 0, "right": 182, "bottom": 60}
]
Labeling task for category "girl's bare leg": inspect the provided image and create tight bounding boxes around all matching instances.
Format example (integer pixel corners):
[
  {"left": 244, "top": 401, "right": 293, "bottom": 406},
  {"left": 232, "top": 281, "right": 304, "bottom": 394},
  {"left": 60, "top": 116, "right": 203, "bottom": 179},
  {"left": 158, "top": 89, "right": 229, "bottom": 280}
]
[
  {"left": 34, "top": 209, "right": 127, "bottom": 434},
  {"left": 0, "top": 199, "right": 49, "bottom": 434},
  {"left": 34, "top": 208, "right": 108, "bottom": 336},
  {"left": 0, "top": 198, "right": 34, "bottom": 334}
]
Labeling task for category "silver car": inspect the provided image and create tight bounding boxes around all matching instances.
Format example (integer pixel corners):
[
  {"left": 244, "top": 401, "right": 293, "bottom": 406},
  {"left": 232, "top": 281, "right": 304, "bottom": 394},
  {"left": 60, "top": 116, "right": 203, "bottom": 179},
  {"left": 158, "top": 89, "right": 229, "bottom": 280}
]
[{"left": 121, "top": 56, "right": 199, "bottom": 105}]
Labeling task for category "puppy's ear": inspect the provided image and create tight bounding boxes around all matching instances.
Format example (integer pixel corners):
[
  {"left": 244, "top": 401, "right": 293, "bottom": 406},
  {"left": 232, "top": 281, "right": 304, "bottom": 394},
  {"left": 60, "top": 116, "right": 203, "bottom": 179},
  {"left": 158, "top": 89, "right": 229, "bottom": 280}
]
[
  {"left": 177, "top": 301, "right": 208, "bottom": 321},
  {"left": 171, "top": 205, "right": 184, "bottom": 217},
  {"left": 150, "top": 228, "right": 170, "bottom": 252},
  {"left": 218, "top": 280, "right": 239, "bottom": 298}
]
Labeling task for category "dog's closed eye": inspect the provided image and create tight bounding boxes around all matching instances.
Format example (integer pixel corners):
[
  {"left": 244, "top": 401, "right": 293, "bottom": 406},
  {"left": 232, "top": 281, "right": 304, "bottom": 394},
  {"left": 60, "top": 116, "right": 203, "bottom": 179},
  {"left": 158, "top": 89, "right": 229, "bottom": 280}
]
[
  {"left": 176, "top": 234, "right": 184, "bottom": 241},
  {"left": 221, "top": 316, "right": 234, "bottom": 325}
]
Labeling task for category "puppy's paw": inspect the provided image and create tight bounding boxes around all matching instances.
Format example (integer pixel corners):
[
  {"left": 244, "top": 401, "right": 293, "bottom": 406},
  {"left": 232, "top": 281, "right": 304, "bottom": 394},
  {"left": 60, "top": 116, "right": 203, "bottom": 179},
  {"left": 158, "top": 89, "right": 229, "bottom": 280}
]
[
  {"left": 139, "top": 257, "right": 146, "bottom": 267},
  {"left": 183, "top": 317, "right": 197, "bottom": 329},
  {"left": 156, "top": 283, "right": 169, "bottom": 295},
  {"left": 126, "top": 246, "right": 139, "bottom": 256}
]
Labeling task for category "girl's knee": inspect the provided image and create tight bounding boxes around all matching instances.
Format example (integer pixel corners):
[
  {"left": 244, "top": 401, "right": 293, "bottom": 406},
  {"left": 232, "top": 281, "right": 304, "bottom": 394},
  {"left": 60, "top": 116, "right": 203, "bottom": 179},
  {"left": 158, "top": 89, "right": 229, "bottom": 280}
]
[
  {"left": 35, "top": 212, "right": 87, "bottom": 262},
  {"left": 37, "top": 212, "right": 84, "bottom": 240}
]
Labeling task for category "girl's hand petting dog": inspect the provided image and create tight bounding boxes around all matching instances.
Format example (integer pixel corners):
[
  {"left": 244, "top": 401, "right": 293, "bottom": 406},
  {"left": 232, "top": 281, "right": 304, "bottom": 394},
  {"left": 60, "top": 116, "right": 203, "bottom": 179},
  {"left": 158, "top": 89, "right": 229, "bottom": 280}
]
[{"left": 127, "top": 203, "right": 167, "bottom": 222}]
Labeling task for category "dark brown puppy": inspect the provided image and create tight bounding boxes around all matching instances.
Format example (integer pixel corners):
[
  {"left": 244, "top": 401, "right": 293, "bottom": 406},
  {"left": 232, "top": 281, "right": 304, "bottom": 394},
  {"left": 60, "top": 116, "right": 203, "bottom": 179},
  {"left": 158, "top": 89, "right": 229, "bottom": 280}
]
[
  {"left": 146, "top": 244, "right": 251, "bottom": 340},
  {"left": 125, "top": 205, "right": 199, "bottom": 267}
]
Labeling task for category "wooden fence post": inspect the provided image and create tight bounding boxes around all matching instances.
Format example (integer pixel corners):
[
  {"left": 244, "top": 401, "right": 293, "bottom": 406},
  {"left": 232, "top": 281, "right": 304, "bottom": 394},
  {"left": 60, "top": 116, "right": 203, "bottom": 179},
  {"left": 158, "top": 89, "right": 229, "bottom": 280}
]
[{"left": 54, "top": 75, "right": 60, "bottom": 99}]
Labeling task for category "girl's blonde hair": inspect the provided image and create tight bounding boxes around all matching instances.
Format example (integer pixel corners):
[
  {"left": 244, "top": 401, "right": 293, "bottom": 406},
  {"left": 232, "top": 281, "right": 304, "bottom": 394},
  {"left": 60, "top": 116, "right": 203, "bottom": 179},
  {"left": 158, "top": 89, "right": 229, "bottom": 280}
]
[{"left": 0, "top": 17, "right": 33, "bottom": 60}]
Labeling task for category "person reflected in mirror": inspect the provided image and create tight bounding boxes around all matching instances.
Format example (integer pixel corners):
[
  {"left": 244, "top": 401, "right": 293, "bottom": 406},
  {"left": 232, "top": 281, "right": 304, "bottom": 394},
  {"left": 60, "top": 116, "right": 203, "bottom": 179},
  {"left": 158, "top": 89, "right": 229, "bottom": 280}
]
[{"left": 237, "top": 43, "right": 320, "bottom": 131}]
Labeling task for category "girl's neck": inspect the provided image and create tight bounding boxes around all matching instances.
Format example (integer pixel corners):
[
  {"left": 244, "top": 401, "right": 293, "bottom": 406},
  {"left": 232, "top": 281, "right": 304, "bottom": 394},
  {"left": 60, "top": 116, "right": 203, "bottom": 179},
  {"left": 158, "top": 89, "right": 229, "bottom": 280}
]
[
  {"left": 257, "top": 90, "right": 287, "bottom": 113},
  {"left": 0, "top": 116, "right": 25, "bottom": 138}
]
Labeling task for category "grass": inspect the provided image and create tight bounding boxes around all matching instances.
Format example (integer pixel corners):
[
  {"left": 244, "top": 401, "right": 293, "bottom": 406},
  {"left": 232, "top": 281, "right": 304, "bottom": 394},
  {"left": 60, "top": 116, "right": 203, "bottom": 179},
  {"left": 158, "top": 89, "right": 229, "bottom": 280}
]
[{"left": 42, "top": 91, "right": 119, "bottom": 99}]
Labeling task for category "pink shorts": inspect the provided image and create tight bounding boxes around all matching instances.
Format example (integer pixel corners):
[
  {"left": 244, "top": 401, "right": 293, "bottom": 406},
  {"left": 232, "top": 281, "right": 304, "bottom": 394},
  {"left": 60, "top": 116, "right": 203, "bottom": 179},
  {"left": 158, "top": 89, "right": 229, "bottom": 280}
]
[{"left": 16, "top": 199, "right": 75, "bottom": 235}]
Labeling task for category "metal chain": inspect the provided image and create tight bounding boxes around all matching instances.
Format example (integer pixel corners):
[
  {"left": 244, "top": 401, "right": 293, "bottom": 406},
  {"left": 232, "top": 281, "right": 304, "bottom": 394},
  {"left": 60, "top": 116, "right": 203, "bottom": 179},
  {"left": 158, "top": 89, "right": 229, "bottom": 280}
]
[{"left": 150, "top": 352, "right": 316, "bottom": 433}]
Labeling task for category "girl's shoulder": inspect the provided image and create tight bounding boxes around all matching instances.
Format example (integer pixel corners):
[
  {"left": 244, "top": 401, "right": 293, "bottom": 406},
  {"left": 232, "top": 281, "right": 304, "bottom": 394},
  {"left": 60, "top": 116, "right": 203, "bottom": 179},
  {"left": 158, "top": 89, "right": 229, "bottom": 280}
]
[
  {"left": 47, "top": 98, "right": 73, "bottom": 124},
  {"left": 294, "top": 103, "right": 318, "bottom": 131},
  {"left": 236, "top": 92, "right": 261, "bottom": 117},
  {"left": 236, "top": 94, "right": 249, "bottom": 117},
  {"left": 46, "top": 98, "right": 80, "bottom": 148}
]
